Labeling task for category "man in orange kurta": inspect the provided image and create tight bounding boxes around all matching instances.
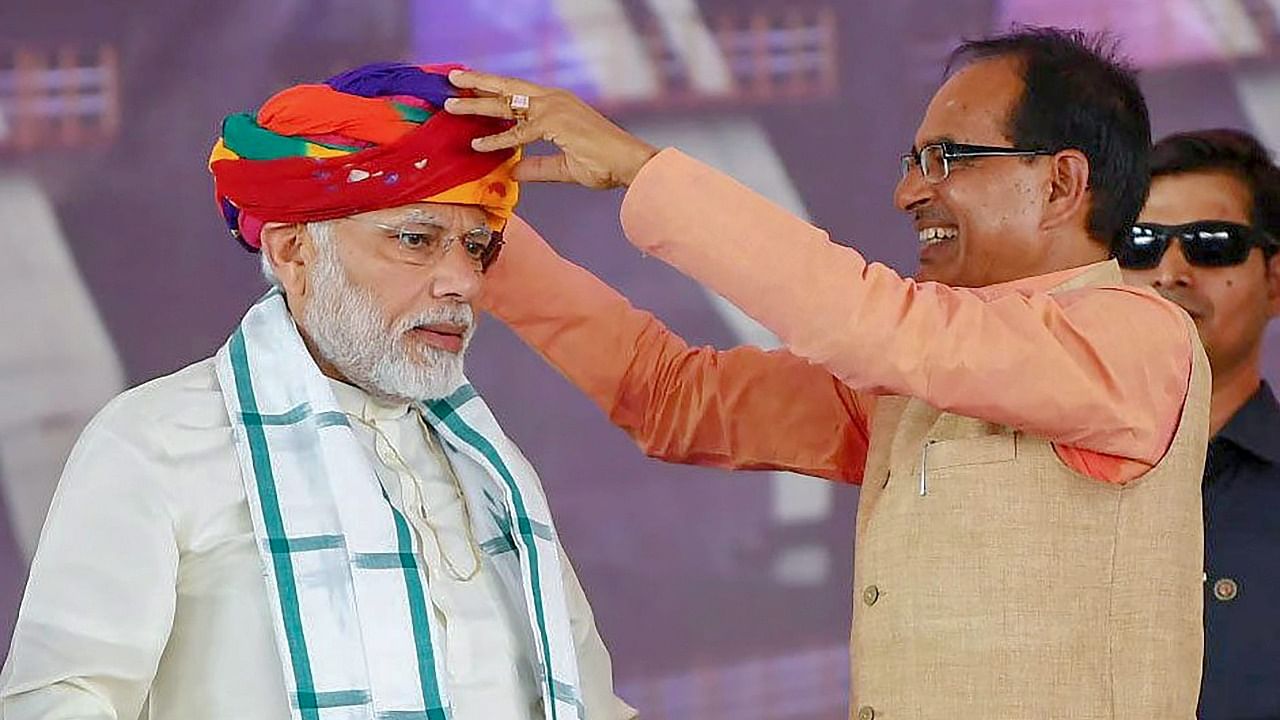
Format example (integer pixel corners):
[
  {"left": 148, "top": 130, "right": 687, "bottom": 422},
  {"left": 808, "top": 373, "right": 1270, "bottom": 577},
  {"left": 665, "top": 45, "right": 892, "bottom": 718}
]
[{"left": 446, "top": 28, "right": 1208, "bottom": 719}]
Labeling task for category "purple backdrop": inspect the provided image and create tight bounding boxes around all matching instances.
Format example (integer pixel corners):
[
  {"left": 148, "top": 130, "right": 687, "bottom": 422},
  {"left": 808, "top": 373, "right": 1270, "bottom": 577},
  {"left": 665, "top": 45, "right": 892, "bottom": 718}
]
[{"left": 4, "top": 1, "right": 1280, "bottom": 717}]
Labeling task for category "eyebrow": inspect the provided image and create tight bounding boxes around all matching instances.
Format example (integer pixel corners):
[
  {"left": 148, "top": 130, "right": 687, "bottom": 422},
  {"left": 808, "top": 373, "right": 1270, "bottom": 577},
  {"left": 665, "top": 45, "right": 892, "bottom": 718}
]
[
  {"left": 400, "top": 210, "right": 487, "bottom": 227},
  {"left": 909, "top": 135, "right": 959, "bottom": 154},
  {"left": 394, "top": 211, "right": 445, "bottom": 225},
  {"left": 384, "top": 216, "right": 491, "bottom": 238}
]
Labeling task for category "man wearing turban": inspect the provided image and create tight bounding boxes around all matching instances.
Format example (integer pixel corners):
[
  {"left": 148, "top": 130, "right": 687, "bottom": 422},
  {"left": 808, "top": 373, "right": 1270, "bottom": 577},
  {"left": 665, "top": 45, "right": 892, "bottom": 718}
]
[{"left": 0, "top": 63, "right": 635, "bottom": 720}]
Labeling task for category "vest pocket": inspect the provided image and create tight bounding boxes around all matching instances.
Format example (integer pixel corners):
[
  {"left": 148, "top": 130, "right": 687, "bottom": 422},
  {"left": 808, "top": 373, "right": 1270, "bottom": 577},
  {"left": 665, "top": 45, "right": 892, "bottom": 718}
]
[{"left": 922, "top": 433, "right": 1017, "bottom": 470}]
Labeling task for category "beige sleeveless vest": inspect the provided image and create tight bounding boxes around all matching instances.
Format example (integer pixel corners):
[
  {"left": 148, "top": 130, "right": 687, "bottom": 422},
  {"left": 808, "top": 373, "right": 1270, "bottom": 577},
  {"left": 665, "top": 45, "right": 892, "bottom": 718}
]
[{"left": 849, "top": 262, "right": 1209, "bottom": 720}]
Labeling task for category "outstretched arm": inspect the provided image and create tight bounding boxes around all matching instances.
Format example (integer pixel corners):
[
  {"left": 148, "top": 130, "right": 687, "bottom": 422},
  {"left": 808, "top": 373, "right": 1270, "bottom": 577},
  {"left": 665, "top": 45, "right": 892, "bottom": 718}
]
[
  {"left": 482, "top": 217, "right": 872, "bottom": 483},
  {"left": 452, "top": 70, "right": 1191, "bottom": 480}
]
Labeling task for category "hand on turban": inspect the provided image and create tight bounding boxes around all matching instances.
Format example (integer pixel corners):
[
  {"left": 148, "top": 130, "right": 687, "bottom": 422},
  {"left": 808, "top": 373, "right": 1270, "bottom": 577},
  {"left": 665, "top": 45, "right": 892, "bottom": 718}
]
[{"left": 209, "top": 62, "right": 519, "bottom": 251}]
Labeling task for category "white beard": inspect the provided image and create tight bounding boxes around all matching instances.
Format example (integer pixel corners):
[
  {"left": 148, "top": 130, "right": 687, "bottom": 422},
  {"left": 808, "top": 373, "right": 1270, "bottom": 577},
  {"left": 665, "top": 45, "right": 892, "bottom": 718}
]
[{"left": 300, "top": 242, "right": 473, "bottom": 403}]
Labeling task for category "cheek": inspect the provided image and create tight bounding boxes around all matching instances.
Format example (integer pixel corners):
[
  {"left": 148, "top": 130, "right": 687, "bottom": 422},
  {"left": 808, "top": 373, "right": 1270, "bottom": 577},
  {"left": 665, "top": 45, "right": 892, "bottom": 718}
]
[
  {"left": 386, "top": 291, "right": 427, "bottom": 327},
  {"left": 956, "top": 192, "right": 1039, "bottom": 261},
  {"left": 999, "top": 179, "right": 1043, "bottom": 226},
  {"left": 1216, "top": 273, "right": 1268, "bottom": 307},
  {"left": 348, "top": 277, "right": 410, "bottom": 330},
  {"left": 949, "top": 177, "right": 1035, "bottom": 230},
  {"left": 1204, "top": 279, "right": 1269, "bottom": 343},
  {"left": 371, "top": 265, "right": 432, "bottom": 314}
]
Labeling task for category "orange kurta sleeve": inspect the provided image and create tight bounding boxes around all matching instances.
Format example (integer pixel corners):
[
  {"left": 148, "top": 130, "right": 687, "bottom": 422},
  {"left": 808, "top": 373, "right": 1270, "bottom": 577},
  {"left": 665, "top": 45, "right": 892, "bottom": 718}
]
[
  {"left": 480, "top": 216, "right": 872, "bottom": 483},
  {"left": 617, "top": 150, "right": 1193, "bottom": 479}
]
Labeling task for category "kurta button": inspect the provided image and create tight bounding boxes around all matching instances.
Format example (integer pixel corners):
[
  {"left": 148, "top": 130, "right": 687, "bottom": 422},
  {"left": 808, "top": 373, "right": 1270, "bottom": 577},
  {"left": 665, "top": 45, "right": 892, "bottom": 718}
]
[
  {"left": 858, "top": 705, "right": 876, "bottom": 720},
  {"left": 1213, "top": 577, "right": 1239, "bottom": 602},
  {"left": 863, "top": 585, "right": 880, "bottom": 606}
]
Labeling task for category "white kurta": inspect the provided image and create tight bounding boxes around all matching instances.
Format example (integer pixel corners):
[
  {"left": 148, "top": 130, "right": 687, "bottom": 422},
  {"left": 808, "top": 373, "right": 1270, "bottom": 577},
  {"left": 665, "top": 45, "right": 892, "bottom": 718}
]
[{"left": 0, "top": 357, "right": 635, "bottom": 720}]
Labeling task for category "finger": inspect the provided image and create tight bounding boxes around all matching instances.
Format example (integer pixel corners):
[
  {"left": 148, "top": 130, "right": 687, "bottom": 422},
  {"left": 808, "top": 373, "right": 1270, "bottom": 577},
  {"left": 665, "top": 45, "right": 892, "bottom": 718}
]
[
  {"left": 512, "top": 154, "right": 573, "bottom": 183},
  {"left": 444, "top": 96, "right": 514, "bottom": 119},
  {"left": 448, "top": 69, "right": 545, "bottom": 97},
  {"left": 471, "top": 122, "right": 540, "bottom": 152}
]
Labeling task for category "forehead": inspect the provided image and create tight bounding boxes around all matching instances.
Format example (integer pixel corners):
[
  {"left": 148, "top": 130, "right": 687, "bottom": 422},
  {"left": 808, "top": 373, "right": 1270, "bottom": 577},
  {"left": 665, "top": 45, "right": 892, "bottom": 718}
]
[
  {"left": 1140, "top": 171, "right": 1252, "bottom": 225},
  {"left": 365, "top": 201, "right": 488, "bottom": 225},
  {"left": 914, "top": 56, "right": 1024, "bottom": 147}
]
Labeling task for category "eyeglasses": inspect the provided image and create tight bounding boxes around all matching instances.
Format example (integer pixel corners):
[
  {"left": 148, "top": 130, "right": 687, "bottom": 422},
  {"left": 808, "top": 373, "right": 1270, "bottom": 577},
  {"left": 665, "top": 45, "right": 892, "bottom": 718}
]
[
  {"left": 340, "top": 216, "right": 504, "bottom": 272},
  {"left": 1115, "top": 221, "right": 1279, "bottom": 270},
  {"left": 900, "top": 142, "right": 1055, "bottom": 184}
]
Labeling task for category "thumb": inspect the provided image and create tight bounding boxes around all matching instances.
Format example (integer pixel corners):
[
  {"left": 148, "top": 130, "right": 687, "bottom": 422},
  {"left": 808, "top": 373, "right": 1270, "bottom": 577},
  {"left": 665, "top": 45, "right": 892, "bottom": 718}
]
[{"left": 513, "top": 154, "right": 573, "bottom": 183}]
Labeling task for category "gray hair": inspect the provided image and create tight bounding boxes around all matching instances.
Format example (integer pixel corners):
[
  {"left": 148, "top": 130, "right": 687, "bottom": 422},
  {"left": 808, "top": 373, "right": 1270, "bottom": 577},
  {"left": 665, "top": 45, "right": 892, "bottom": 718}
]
[{"left": 259, "top": 220, "right": 337, "bottom": 289}]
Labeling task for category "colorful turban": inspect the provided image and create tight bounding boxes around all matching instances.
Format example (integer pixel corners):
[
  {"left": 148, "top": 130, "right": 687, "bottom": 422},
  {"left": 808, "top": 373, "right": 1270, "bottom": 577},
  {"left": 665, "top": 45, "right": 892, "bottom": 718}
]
[{"left": 209, "top": 62, "right": 519, "bottom": 252}]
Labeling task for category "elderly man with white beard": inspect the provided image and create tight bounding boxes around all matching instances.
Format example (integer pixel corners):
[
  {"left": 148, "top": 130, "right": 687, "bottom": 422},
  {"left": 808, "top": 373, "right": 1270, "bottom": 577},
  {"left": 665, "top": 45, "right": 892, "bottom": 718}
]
[{"left": 0, "top": 62, "right": 635, "bottom": 720}]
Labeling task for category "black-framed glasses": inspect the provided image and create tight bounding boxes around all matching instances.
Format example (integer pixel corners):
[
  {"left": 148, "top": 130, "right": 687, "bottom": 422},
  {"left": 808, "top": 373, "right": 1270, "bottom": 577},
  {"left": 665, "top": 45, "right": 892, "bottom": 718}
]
[
  {"left": 900, "top": 142, "right": 1055, "bottom": 183},
  {"left": 1115, "top": 221, "right": 1279, "bottom": 270},
  {"left": 342, "top": 216, "right": 505, "bottom": 272}
]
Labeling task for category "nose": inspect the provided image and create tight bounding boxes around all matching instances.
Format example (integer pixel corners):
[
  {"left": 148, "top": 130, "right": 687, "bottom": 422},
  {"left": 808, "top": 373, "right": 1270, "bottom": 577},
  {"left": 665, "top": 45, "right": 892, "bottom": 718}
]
[
  {"left": 1151, "top": 240, "right": 1194, "bottom": 289},
  {"left": 430, "top": 242, "right": 482, "bottom": 302},
  {"left": 894, "top": 163, "right": 931, "bottom": 213}
]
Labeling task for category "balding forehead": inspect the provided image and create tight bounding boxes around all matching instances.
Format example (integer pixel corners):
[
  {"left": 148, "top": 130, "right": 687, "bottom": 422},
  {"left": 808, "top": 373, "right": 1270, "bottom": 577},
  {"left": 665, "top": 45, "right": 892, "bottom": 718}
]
[{"left": 916, "top": 57, "right": 1023, "bottom": 146}]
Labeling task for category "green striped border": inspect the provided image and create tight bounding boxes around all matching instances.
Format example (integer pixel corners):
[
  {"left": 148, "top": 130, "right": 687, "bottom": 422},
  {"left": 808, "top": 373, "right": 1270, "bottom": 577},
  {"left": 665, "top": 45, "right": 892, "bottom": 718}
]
[
  {"left": 294, "top": 689, "right": 371, "bottom": 709},
  {"left": 229, "top": 329, "right": 322, "bottom": 720},
  {"left": 423, "top": 385, "right": 563, "bottom": 720},
  {"left": 241, "top": 402, "right": 348, "bottom": 429},
  {"left": 552, "top": 680, "right": 586, "bottom": 716},
  {"left": 231, "top": 316, "right": 448, "bottom": 718},
  {"left": 480, "top": 535, "right": 516, "bottom": 556},
  {"left": 376, "top": 485, "right": 450, "bottom": 719},
  {"left": 269, "top": 534, "right": 346, "bottom": 554}
]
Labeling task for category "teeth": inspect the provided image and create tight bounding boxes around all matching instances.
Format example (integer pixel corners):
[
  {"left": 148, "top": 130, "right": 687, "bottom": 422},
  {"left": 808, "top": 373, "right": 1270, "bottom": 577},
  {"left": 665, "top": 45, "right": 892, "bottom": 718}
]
[{"left": 918, "top": 226, "right": 958, "bottom": 245}]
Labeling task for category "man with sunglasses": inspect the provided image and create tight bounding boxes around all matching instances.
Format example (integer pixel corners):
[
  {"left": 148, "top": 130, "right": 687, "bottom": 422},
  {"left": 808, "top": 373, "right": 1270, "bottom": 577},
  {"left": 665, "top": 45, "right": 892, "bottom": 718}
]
[
  {"left": 1118, "top": 128, "right": 1280, "bottom": 720},
  {"left": 0, "top": 63, "right": 635, "bottom": 720},
  {"left": 447, "top": 27, "right": 1208, "bottom": 719}
]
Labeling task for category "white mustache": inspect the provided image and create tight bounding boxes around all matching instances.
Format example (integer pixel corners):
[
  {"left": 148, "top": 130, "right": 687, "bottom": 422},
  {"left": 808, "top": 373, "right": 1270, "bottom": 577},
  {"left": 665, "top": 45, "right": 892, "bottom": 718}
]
[{"left": 396, "top": 304, "right": 474, "bottom": 334}]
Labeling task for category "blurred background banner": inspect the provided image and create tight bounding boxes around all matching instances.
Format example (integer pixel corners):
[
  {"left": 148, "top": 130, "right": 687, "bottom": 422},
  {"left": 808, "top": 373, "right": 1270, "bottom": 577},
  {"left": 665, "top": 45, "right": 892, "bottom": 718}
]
[{"left": 2, "top": 1, "right": 1278, "bottom": 717}]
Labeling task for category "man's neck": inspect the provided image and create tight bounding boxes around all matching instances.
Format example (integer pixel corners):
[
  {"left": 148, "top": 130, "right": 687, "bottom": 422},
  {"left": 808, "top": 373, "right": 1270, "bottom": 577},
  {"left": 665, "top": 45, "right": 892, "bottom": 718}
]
[
  {"left": 1210, "top": 356, "right": 1263, "bottom": 437},
  {"left": 978, "top": 234, "right": 1109, "bottom": 288},
  {"left": 1040, "top": 231, "right": 1110, "bottom": 277}
]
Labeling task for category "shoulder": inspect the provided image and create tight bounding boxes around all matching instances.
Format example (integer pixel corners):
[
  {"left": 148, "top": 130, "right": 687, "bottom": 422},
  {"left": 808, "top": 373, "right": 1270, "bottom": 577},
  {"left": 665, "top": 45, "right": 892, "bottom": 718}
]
[
  {"left": 83, "top": 356, "right": 231, "bottom": 458},
  {"left": 1053, "top": 285, "right": 1198, "bottom": 462},
  {"left": 1056, "top": 283, "right": 1189, "bottom": 323},
  {"left": 1052, "top": 284, "right": 1194, "bottom": 349},
  {"left": 50, "top": 357, "right": 234, "bottom": 527}
]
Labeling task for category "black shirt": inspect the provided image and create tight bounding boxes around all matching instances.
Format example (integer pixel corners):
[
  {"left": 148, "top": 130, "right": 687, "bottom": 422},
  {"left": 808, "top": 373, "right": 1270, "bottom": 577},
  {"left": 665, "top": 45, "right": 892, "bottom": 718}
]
[{"left": 1199, "top": 381, "right": 1280, "bottom": 720}]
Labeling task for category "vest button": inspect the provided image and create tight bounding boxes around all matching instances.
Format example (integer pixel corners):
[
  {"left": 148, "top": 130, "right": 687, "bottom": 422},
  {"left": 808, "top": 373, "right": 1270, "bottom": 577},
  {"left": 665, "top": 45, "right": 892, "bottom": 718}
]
[
  {"left": 862, "top": 585, "right": 880, "bottom": 606},
  {"left": 858, "top": 705, "right": 876, "bottom": 720},
  {"left": 1213, "top": 577, "right": 1239, "bottom": 602}
]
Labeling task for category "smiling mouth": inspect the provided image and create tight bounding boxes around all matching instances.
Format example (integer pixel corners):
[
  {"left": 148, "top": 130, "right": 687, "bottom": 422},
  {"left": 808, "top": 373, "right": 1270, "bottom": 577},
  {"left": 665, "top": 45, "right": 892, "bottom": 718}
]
[{"left": 918, "top": 226, "right": 958, "bottom": 246}]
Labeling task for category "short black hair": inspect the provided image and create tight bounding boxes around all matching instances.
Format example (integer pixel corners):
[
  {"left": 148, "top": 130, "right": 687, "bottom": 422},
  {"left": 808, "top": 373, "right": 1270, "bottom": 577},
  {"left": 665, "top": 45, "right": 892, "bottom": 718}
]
[
  {"left": 948, "top": 26, "right": 1151, "bottom": 248},
  {"left": 1151, "top": 128, "right": 1280, "bottom": 256}
]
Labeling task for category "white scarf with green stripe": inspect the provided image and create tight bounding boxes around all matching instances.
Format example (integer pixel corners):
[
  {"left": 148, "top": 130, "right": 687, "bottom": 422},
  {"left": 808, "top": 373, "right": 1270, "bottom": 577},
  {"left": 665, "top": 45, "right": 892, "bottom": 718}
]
[{"left": 214, "top": 292, "right": 583, "bottom": 720}]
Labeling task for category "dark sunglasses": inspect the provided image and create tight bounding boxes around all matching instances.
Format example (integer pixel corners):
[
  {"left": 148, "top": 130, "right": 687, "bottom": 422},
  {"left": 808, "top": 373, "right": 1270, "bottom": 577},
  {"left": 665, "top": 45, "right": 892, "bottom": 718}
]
[{"left": 1114, "top": 221, "right": 1279, "bottom": 270}]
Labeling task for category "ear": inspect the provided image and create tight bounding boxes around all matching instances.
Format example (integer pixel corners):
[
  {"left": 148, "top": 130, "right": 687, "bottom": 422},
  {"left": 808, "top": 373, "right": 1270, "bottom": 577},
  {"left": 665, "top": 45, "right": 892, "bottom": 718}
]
[
  {"left": 1265, "top": 251, "right": 1280, "bottom": 318},
  {"left": 259, "top": 222, "right": 312, "bottom": 300},
  {"left": 1040, "top": 148, "right": 1090, "bottom": 233}
]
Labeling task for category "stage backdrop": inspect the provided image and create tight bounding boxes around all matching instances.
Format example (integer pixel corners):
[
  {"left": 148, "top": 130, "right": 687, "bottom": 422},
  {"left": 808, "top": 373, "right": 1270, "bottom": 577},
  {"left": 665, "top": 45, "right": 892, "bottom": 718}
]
[{"left": 3, "top": 1, "right": 1279, "bottom": 717}]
